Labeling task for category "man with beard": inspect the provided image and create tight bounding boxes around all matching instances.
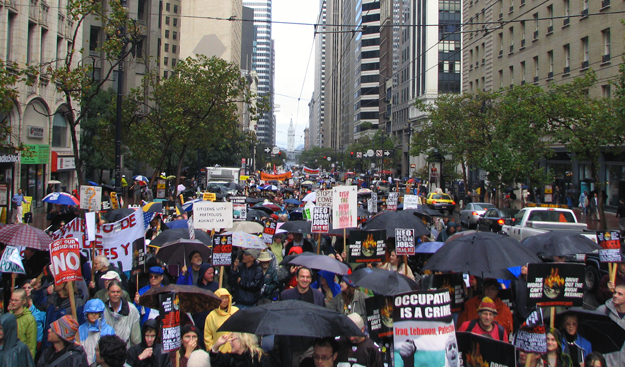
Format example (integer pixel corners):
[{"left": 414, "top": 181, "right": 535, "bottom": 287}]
[{"left": 126, "top": 319, "right": 171, "bottom": 367}]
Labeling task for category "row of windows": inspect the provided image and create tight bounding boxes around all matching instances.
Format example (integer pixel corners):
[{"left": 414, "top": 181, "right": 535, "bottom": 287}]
[
  {"left": 164, "top": 17, "right": 178, "bottom": 27},
  {"left": 162, "top": 57, "right": 177, "bottom": 67},
  {"left": 164, "top": 43, "right": 178, "bottom": 53},
  {"left": 164, "top": 30, "right": 177, "bottom": 40},
  {"left": 164, "top": 3, "right": 179, "bottom": 13}
]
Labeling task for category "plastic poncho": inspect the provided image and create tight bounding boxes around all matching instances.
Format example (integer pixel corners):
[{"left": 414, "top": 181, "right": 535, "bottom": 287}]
[
  {"left": 204, "top": 288, "right": 239, "bottom": 353},
  {"left": 0, "top": 313, "right": 35, "bottom": 367}
]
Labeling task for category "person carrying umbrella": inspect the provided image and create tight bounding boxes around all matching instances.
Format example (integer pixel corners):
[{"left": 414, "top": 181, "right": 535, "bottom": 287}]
[
  {"left": 176, "top": 251, "right": 204, "bottom": 287},
  {"left": 126, "top": 319, "right": 172, "bottom": 367},
  {"left": 457, "top": 278, "right": 513, "bottom": 336},
  {"left": 435, "top": 221, "right": 456, "bottom": 242},
  {"left": 560, "top": 313, "right": 592, "bottom": 367},
  {"left": 134, "top": 267, "right": 165, "bottom": 325},
  {"left": 228, "top": 249, "right": 264, "bottom": 309},
  {"left": 457, "top": 297, "right": 508, "bottom": 342},
  {"left": 335, "top": 313, "right": 383, "bottom": 367},
  {"left": 595, "top": 284, "right": 625, "bottom": 367}
]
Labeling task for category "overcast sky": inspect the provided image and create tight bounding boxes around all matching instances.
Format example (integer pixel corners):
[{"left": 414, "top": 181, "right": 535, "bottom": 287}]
[{"left": 272, "top": 0, "right": 318, "bottom": 150}]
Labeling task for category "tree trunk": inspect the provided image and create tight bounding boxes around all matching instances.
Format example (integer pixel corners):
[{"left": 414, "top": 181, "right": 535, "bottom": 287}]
[
  {"left": 149, "top": 137, "right": 172, "bottom": 187},
  {"left": 174, "top": 144, "right": 188, "bottom": 188},
  {"left": 68, "top": 118, "right": 85, "bottom": 186},
  {"left": 592, "top": 162, "right": 607, "bottom": 230}
]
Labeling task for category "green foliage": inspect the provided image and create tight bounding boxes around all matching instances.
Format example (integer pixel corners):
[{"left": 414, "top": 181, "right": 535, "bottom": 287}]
[{"left": 344, "top": 130, "right": 398, "bottom": 172}]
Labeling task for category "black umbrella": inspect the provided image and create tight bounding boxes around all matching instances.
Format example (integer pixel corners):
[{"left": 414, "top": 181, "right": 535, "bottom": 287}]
[
  {"left": 106, "top": 208, "right": 136, "bottom": 222},
  {"left": 287, "top": 252, "right": 350, "bottom": 275},
  {"left": 246, "top": 197, "right": 265, "bottom": 204},
  {"left": 363, "top": 210, "right": 430, "bottom": 237},
  {"left": 217, "top": 300, "right": 364, "bottom": 337},
  {"left": 549, "top": 308, "right": 625, "bottom": 354},
  {"left": 357, "top": 207, "right": 371, "bottom": 217},
  {"left": 280, "top": 220, "right": 312, "bottom": 234},
  {"left": 414, "top": 205, "right": 444, "bottom": 217},
  {"left": 279, "top": 252, "right": 317, "bottom": 266},
  {"left": 150, "top": 228, "right": 212, "bottom": 247},
  {"left": 522, "top": 231, "right": 602, "bottom": 257},
  {"left": 327, "top": 222, "right": 354, "bottom": 236},
  {"left": 247, "top": 209, "right": 270, "bottom": 220},
  {"left": 344, "top": 267, "right": 419, "bottom": 296},
  {"left": 155, "top": 238, "right": 212, "bottom": 267},
  {"left": 139, "top": 284, "right": 221, "bottom": 313},
  {"left": 252, "top": 204, "right": 274, "bottom": 214},
  {"left": 423, "top": 232, "right": 542, "bottom": 275}
]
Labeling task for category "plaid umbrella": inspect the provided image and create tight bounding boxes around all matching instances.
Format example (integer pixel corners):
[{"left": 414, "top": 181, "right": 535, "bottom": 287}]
[{"left": 0, "top": 224, "right": 53, "bottom": 251}]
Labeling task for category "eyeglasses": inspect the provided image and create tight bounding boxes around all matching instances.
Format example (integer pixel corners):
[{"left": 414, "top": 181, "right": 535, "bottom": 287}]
[
  {"left": 149, "top": 275, "right": 162, "bottom": 279},
  {"left": 313, "top": 355, "right": 333, "bottom": 361}
]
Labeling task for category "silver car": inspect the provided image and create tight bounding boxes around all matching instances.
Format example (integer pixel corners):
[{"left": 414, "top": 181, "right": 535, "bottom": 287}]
[{"left": 459, "top": 202, "right": 496, "bottom": 228}]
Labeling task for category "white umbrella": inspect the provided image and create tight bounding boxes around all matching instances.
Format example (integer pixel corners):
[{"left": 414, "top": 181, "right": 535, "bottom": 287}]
[
  {"left": 223, "top": 231, "right": 267, "bottom": 249},
  {"left": 302, "top": 192, "right": 316, "bottom": 202},
  {"left": 225, "top": 221, "right": 264, "bottom": 234}
]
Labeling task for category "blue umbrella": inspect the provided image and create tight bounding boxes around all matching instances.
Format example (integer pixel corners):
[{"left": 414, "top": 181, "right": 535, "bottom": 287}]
[
  {"left": 167, "top": 219, "right": 188, "bottom": 229},
  {"left": 43, "top": 192, "right": 80, "bottom": 206},
  {"left": 284, "top": 198, "right": 302, "bottom": 205},
  {"left": 182, "top": 198, "right": 202, "bottom": 212},
  {"left": 133, "top": 175, "right": 149, "bottom": 183},
  {"left": 414, "top": 241, "right": 445, "bottom": 254},
  {"left": 88, "top": 181, "right": 99, "bottom": 186}
]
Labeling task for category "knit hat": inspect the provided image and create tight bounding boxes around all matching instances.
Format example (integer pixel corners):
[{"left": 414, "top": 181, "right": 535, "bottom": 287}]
[
  {"left": 180, "top": 324, "right": 200, "bottom": 338},
  {"left": 347, "top": 313, "right": 365, "bottom": 330},
  {"left": 289, "top": 246, "right": 303, "bottom": 255},
  {"left": 50, "top": 315, "right": 79, "bottom": 343},
  {"left": 477, "top": 297, "right": 498, "bottom": 314}
]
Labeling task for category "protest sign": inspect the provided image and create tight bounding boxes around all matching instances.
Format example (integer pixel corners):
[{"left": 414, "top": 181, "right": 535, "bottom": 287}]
[
  {"left": 49, "top": 238, "right": 82, "bottom": 285},
  {"left": 0, "top": 246, "right": 25, "bottom": 274},
  {"left": 212, "top": 234, "right": 233, "bottom": 266},
  {"left": 349, "top": 230, "right": 386, "bottom": 263},
  {"left": 262, "top": 219, "right": 277, "bottom": 245},
  {"left": 420, "top": 273, "right": 465, "bottom": 313},
  {"left": 365, "top": 295, "right": 394, "bottom": 341},
  {"left": 316, "top": 189, "right": 333, "bottom": 208},
  {"left": 80, "top": 186, "right": 102, "bottom": 211},
  {"left": 392, "top": 290, "right": 457, "bottom": 367},
  {"left": 332, "top": 186, "right": 357, "bottom": 229},
  {"left": 160, "top": 292, "right": 181, "bottom": 353},
  {"left": 526, "top": 263, "right": 585, "bottom": 307},
  {"left": 456, "top": 332, "right": 515, "bottom": 367},
  {"left": 203, "top": 192, "right": 216, "bottom": 202},
  {"left": 312, "top": 207, "right": 331, "bottom": 233},
  {"left": 132, "top": 238, "right": 146, "bottom": 272},
  {"left": 193, "top": 201, "right": 233, "bottom": 230},
  {"left": 157, "top": 179, "right": 166, "bottom": 199},
  {"left": 596, "top": 230, "right": 622, "bottom": 263},
  {"left": 52, "top": 209, "right": 145, "bottom": 271},
  {"left": 514, "top": 309, "right": 547, "bottom": 354},
  {"left": 369, "top": 192, "right": 378, "bottom": 213},
  {"left": 395, "top": 229, "right": 415, "bottom": 256},
  {"left": 230, "top": 196, "right": 247, "bottom": 221},
  {"left": 110, "top": 191, "right": 120, "bottom": 210},
  {"left": 403, "top": 195, "right": 420, "bottom": 210},
  {"left": 387, "top": 192, "right": 399, "bottom": 211}
]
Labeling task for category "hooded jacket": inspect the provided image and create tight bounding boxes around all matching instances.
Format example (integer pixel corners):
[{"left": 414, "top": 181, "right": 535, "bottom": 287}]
[
  {"left": 127, "top": 319, "right": 172, "bottom": 367},
  {"left": 103, "top": 297, "right": 142, "bottom": 348},
  {"left": 204, "top": 288, "right": 239, "bottom": 353},
  {"left": 196, "top": 263, "right": 219, "bottom": 292},
  {"left": 12, "top": 306, "right": 37, "bottom": 358},
  {"left": 78, "top": 314, "right": 116, "bottom": 364},
  {"left": 311, "top": 271, "right": 341, "bottom": 298},
  {"left": 38, "top": 342, "right": 89, "bottom": 367},
  {"left": 0, "top": 313, "right": 35, "bottom": 367},
  {"left": 39, "top": 289, "right": 86, "bottom": 348},
  {"left": 596, "top": 300, "right": 625, "bottom": 367},
  {"left": 228, "top": 261, "right": 263, "bottom": 306}
]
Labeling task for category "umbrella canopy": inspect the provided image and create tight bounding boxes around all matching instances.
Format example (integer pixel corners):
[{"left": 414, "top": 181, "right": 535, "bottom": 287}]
[
  {"left": 423, "top": 231, "right": 542, "bottom": 276},
  {"left": 142, "top": 202, "right": 163, "bottom": 213},
  {"left": 0, "top": 224, "right": 52, "bottom": 251},
  {"left": 549, "top": 308, "right": 625, "bottom": 354},
  {"left": 133, "top": 175, "right": 149, "bottom": 183},
  {"left": 414, "top": 241, "right": 445, "bottom": 254},
  {"left": 301, "top": 181, "right": 314, "bottom": 185},
  {"left": 247, "top": 209, "right": 270, "bottom": 220},
  {"left": 224, "top": 231, "right": 266, "bottom": 249},
  {"left": 413, "top": 205, "right": 444, "bottom": 217},
  {"left": 522, "top": 231, "right": 602, "bottom": 257},
  {"left": 357, "top": 207, "right": 371, "bottom": 217},
  {"left": 251, "top": 204, "right": 274, "bottom": 214},
  {"left": 48, "top": 180, "right": 62, "bottom": 184},
  {"left": 302, "top": 192, "right": 316, "bottom": 202},
  {"left": 284, "top": 198, "right": 303, "bottom": 205},
  {"left": 181, "top": 198, "right": 202, "bottom": 212},
  {"left": 446, "top": 230, "right": 478, "bottom": 243},
  {"left": 245, "top": 197, "right": 265, "bottom": 204},
  {"left": 106, "top": 209, "right": 136, "bottom": 222},
  {"left": 363, "top": 210, "right": 430, "bottom": 237},
  {"left": 139, "top": 284, "right": 221, "bottom": 314},
  {"left": 151, "top": 228, "right": 211, "bottom": 247},
  {"left": 167, "top": 219, "right": 189, "bottom": 229},
  {"left": 287, "top": 252, "right": 350, "bottom": 275},
  {"left": 279, "top": 220, "right": 311, "bottom": 234},
  {"left": 344, "top": 267, "right": 419, "bottom": 296},
  {"left": 88, "top": 181, "right": 99, "bottom": 186},
  {"left": 217, "top": 300, "right": 364, "bottom": 337},
  {"left": 43, "top": 192, "right": 79, "bottom": 206},
  {"left": 155, "top": 238, "right": 211, "bottom": 267},
  {"left": 166, "top": 175, "right": 177, "bottom": 180},
  {"left": 261, "top": 185, "right": 279, "bottom": 191},
  {"left": 225, "top": 221, "right": 264, "bottom": 234},
  {"left": 261, "top": 203, "right": 281, "bottom": 212}
]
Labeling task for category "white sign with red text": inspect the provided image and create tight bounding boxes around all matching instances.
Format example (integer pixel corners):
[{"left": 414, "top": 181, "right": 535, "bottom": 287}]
[{"left": 49, "top": 238, "right": 83, "bottom": 285}]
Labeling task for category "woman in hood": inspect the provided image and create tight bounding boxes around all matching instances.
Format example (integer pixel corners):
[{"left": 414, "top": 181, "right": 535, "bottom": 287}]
[
  {"left": 311, "top": 271, "right": 341, "bottom": 302},
  {"left": 196, "top": 263, "right": 218, "bottom": 292},
  {"left": 204, "top": 288, "right": 239, "bottom": 353},
  {"left": 78, "top": 298, "right": 116, "bottom": 364},
  {"left": 0, "top": 313, "right": 35, "bottom": 367},
  {"left": 127, "top": 319, "right": 171, "bottom": 367}
]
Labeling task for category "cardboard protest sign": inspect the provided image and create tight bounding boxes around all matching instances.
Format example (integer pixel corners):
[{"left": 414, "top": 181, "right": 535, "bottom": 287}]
[
  {"left": 395, "top": 229, "right": 415, "bottom": 256},
  {"left": 132, "top": 238, "right": 146, "bottom": 272},
  {"left": 193, "top": 201, "right": 233, "bottom": 230},
  {"left": 0, "top": 246, "right": 25, "bottom": 274},
  {"left": 160, "top": 292, "right": 181, "bottom": 353},
  {"left": 349, "top": 230, "right": 386, "bottom": 263},
  {"left": 403, "top": 195, "right": 420, "bottom": 210},
  {"left": 392, "top": 290, "right": 457, "bottom": 367},
  {"left": 420, "top": 273, "right": 465, "bottom": 313},
  {"left": 52, "top": 210, "right": 145, "bottom": 272},
  {"left": 156, "top": 179, "right": 166, "bottom": 199},
  {"left": 526, "top": 263, "right": 585, "bottom": 307},
  {"left": 596, "top": 230, "right": 622, "bottom": 263},
  {"left": 80, "top": 186, "right": 102, "bottom": 211},
  {"left": 332, "top": 186, "right": 357, "bottom": 229},
  {"left": 49, "top": 238, "right": 82, "bottom": 285},
  {"left": 316, "top": 189, "right": 333, "bottom": 208},
  {"left": 514, "top": 309, "right": 547, "bottom": 354},
  {"left": 370, "top": 192, "right": 378, "bottom": 213},
  {"left": 312, "top": 207, "right": 331, "bottom": 233},
  {"left": 262, "top": 219, "right": 277, "bottom": 245},
  {"left": 110, "top": 192, "right": 120, "bottom": 210},
  {"left": 365, "top": 295, "right": 394, "bottom": 341},
  {"left": 212, "top": 234, "right": 233, "bottom": 267},
  {"left": 387, "top": 192, "right": 399, "bottom": 211},
  {"left": 230, "top": 196, "right": 247, "bottom": 221},
  {"left": 456, "top": 331, "right": 515, "bottom": 367}
]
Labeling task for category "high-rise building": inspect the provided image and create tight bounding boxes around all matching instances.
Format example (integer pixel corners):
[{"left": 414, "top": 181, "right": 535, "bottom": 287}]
[
  {"left": 243, "top": 0, "right": 274, "bottom": 146},
  {"left": 311, "top": 0, "right": 326, "bottom": 148},
  {"left": 287, "top": 117, "right": 295, "bottom": 153}
]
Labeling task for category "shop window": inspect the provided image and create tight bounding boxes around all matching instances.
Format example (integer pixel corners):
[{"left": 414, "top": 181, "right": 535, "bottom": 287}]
[{"left": 52, "top": 113, "right": 68, "bottom": 147}]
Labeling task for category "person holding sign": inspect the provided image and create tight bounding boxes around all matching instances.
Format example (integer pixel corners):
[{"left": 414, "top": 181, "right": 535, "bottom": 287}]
[
  {"left": 380, "top": 248, "right": 415, "bottom": 281},
  {"left": 596, "top": 261, "right": 625, "bottom": 305},
  {"left": 595, "top": 284, "right": 625, "bottom": 367},
  {"left": 135, "top": 267, "right": 165, "bottom": 325},
  {"left": 457, "top": 297, "right": 509, "bottom": 342},
  {"left": 457, "top": 279, "right": 513, "bottom": 336},
  {"left": 35, "top": 280, "right": 86, "bottom": 348}
]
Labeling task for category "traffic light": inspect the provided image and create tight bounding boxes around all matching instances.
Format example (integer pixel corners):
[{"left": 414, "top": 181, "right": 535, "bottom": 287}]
[
  {"left": 323, "top": 156, "right": 327, "bottom": 159},
  {"left": 350, "top": 151, "right": 354, "bottom": 157}
]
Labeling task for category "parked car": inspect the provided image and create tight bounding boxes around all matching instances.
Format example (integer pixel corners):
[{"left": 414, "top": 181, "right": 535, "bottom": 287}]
[
  {"left": 425, "top": 193, "right": 456, "bottom": 215},
  {"left": 459, "top": 202, "right": 496, "bottom": 228},
  {"left": 477, "top": 208, "right": 520, "bottom": 232}
]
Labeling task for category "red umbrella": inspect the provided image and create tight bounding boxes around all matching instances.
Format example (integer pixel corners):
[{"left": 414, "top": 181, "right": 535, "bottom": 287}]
[
  {"left": 263, "top": 203, "right": 281, "bottom": 212},
  {"left": 0, "top": 224, "right": 53, "bottom": 251}
]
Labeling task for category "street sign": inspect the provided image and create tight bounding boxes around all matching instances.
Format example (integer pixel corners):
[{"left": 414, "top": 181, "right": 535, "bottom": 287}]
[
  {"left": 384, "top": 150, "right": 392, "bottom": 156},
  {"left": 264, "top": 147, "right": 271, "bottom": 153},
  {"left": 272, "top": 147, "right": 280, "bottom": 154},
  {"left": 327, "top": 156, "right": 332, "bottom": 161},
  {"left": 357, "top": 152, "right": 363, "bottom": 158},
  {"left": 376, "top": 150, "right": 383, "bottom": 157},
  {"left": 367, "top": 149, "right": 374, "bottom": 157}
]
